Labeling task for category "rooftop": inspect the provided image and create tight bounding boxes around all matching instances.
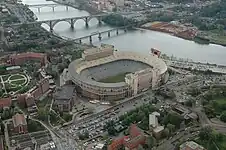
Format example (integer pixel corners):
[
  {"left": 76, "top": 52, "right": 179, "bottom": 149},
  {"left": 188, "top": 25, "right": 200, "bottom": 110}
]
[
  {"left": 0, "top": 98, "right": 12, "bottom": 108},
  {"left": 55, "top": 85, "right": 75, "bottom": 100},
  {"left": 149, "top": 114, "right": 158, "bottom": 128},
  {"left": 180, "top": 141, "right": 206, "bottom": 150},
  {"left": 12, "top": 113, "right": 27, "bottom": 127},
  {"left": 153, "top": 126, "right": 164, "bottom": 133},
  {"left": 83, "top": 44, "right": 114, "bottom": 55}
]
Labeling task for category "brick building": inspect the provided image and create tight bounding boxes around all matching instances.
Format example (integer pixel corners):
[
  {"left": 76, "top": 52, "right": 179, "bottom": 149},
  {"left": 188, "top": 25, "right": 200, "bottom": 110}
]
[
  {"left": 54, "top": 85, "right": 76, "bottom": 112},
  {"left": 30, "top": 78, "right": 50, "bottom": 100},
  {"left": 108, "top": 124, "right": 146, "bottom": 150},
  {"left": 9, "top": 52, "right": 48, "bottom": 66},
  {"left": 12, "top": 113, "right": 28, "bottom": 134},
  {"left": 0, "top": 97, "right": 12, "bottom": 109},
  {"left": 17, "top": 78, "right": 49, "bottom": 105}
]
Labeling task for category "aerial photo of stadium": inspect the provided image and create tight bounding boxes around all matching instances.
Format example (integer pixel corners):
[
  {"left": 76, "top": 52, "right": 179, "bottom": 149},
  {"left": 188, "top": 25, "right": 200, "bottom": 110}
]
[{"left": 68, "top": 44, "right": 169, "bottom": 101}]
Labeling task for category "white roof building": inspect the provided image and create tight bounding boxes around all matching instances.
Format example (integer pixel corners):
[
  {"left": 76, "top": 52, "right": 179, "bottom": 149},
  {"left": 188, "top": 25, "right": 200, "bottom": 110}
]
[
  {"left": 149, "top": 114, "right": 158, "bottom": 128},
  {"left": 153, "top": 126, "right": 164, "bottom": 133},
  {"left": 152, "top": 111, "right": 160, "bottom": 117}
]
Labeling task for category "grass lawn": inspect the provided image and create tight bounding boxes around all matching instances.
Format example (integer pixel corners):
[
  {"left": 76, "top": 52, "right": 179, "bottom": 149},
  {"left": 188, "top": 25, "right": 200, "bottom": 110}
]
[
  {"left": 37, "top": 98, "right": 51, "bottom": 108},
  {"left": 10, "top": 79, "right": 26, "bottom": 85},
  {"left": 27, "top": 119, "right": 45, "bottom": 132},
  {"left": 99, "top": 72, "right": 130, "bottom": 83},
  {"left": 195, "top": 135, "right": 226, "bottom": 150},
  {"left": 1, "top": 74, "right": 11, "bottom": 81},
  {"left": 208, "top": 30, "right": 226, "bottom": 45},
  {"left": 9, "top": 74, "right": 25, "bottom": 80},
  {"left": 214, "top": 98, "right": 226, "bottom": 105}
]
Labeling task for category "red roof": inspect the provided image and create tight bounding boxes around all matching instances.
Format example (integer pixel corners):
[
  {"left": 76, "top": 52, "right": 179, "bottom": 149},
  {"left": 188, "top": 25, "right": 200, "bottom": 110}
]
[
  {"left": 0, "top": 98, "right": 12, "bottom": 108},
  {"left": 129, "top": 124, "right": 141, "bottom": 138},
  {"left": 108, "top": 124, "right": 145, "bottom": 150},
  {"left": 10, "top": 52, "right": 46, "bottom": 59}
]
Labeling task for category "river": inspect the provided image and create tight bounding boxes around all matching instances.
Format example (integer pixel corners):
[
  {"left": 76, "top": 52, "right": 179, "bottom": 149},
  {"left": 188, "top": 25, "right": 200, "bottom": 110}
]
[{"left": 22, "top": 0, "right": 226, "bottom": 65}]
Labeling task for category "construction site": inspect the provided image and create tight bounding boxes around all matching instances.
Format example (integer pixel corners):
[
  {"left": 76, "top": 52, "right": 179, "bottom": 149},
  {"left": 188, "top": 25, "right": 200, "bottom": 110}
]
[{"left": 142, "top": 21, "right": 198, "bottom": 40}]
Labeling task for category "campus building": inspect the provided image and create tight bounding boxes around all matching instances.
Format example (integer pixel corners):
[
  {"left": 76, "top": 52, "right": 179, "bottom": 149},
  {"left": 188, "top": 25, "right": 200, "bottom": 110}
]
[
  {"left": 0, "top": 97, "right": 12, "bottom": 109},
  {"left": 108, "top": 124, "right": 146, "bottom": 150},
  {"left": 30, "top": 78, "right": 50, "bottom": 100},
  {"left": 12, "top": 113, "right": 28, "bottom": 134},
  {"left": 9, "top": 52, "right": 48, "bottom": 66},
  {"left": 54, "top": 85, "right": 77, "bottom": 112},
  {"left": 17, "top": 78, "right": 50, "bottom": 107},
  {"left": 149, "top": 112, "right": 164, "bottom": 139}
]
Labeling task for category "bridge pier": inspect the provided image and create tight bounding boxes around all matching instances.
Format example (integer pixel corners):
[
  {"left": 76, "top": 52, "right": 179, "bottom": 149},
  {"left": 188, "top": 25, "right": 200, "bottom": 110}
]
[
  {"left": 85, "top": 17, "right": 89, "bottom": 27},
  {"left": 98, "top": 33, "right": 102, "bottom": 40},
  {"left": 108, "top": 31, "right": 110, "bottom": 37},
  {"left": 70, "top": 19, "right": 74, "bottom": 29},
  {"left": 116, "top": 29, "right": 119, "bottom": 35},
  {"left": 49, "top": 21, "right": 53, "bottom": 33},
  {"left": 97, "top": 16, "right": 102, "bottom": 25},
  {"left": 89, "top": 36, "right": 92, "bottom": 43}
]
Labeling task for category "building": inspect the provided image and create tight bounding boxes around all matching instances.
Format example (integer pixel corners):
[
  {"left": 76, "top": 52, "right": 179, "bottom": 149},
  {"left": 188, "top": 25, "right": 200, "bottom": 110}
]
[
  {"left": 0, "top": 97, "right": 12, "bottom": 109},
  {"left": 12, "top": 113, "right": 28, "bottom": 134},
  {"left": 68, "top": 46, "right": 168, "bottom": 101},
  {"left": 180, "top": 141, "right": 206, "bottom": 150},
  {"left": 149, "top": 112, "right": 165, "bottom": 139},
  {"left": 30, "top": 78, "right": 50, "bottom": 100},
  {"left": 115, "top": 0, "right": 124, "bottom": 7},
  {"left": 108, "top": 124, "right": 146, "bottom": 150},
  {"left": 149, "top": 114, "right": 159, "bottom": 128},
  {"left": 152, "top": 126, "right": 164, "bottom": 139},
  {"left": 82, "top": 44, "right": 114, "bottom": 61},
  {"left": 54, "top": 85, "right": 76, "bottom": 112},
  {"left": 9, "top": 52, "right": 48, "bottom": 66}
]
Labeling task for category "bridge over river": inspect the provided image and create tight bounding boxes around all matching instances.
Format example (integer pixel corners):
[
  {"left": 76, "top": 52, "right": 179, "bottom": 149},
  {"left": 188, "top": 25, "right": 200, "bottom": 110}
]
[{"left": 5, "top": 14, "right": 109, "bottom": 32}]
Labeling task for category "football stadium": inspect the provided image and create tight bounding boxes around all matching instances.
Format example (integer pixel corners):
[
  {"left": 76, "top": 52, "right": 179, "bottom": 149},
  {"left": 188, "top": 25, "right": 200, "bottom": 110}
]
[{"left": 68, "top": 44, "right": 169, "bottom": 101}]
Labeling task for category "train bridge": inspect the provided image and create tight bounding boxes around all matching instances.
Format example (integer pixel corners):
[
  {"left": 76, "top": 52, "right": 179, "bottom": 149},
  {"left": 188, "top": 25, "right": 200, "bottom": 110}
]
[{"left": 73, "top": 26, "right": 130, "bottom": 43}]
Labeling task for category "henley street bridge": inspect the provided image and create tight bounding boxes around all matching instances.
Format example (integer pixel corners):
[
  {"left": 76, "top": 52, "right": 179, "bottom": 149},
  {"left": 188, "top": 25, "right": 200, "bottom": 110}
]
[{"left": 5, "top": 14, "right": 108, "bottom": 32}]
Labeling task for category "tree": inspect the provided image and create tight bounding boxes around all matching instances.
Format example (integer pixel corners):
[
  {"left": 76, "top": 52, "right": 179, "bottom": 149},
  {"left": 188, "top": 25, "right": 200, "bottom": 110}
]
[
  {"left": 137, "top": 145, "right": 144, "bottom": 150},
  {"left": 220, "top": 111, "right": 226, "bottom": 122},
  {"left": 37, "top": 108, "right": 49, "bottom": 121},
  {"left": 185, "top": 100, "right": 193, "bottom": 107},
  {"left": 145, "top": 136, "right": 156, "bottom": 149},
  {"left": 162, "top": 128, "right": 170, "bottom": 138},
  {"left": 199, "top": 126, "right": 213, "bottom": 141},
  {"left": 166, "top": 124, "right": 175, "bottom": 134}
]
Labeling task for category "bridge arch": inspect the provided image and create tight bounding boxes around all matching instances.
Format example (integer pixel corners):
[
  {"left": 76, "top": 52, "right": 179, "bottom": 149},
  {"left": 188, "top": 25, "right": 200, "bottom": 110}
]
[{"left": 51, "top": 20, "right": 72, "bottom": 29}]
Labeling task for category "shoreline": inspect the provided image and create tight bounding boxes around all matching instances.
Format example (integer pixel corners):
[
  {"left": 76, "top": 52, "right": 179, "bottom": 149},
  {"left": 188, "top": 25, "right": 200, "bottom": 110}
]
[
  {"left": 140, "top": 27, "right": 226, "bottom": 48},
  {"left": 51, "top": 0, "right": 100, "bottom": 15}
]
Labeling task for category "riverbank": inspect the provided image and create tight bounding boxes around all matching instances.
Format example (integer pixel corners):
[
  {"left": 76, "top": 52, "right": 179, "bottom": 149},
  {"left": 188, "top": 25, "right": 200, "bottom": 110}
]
[
  {"left": 141, "top": 21, "right": 226, "bottom": 47},
  {"left": 52, "top": 0, "right": 100, "bottom": 15}
]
